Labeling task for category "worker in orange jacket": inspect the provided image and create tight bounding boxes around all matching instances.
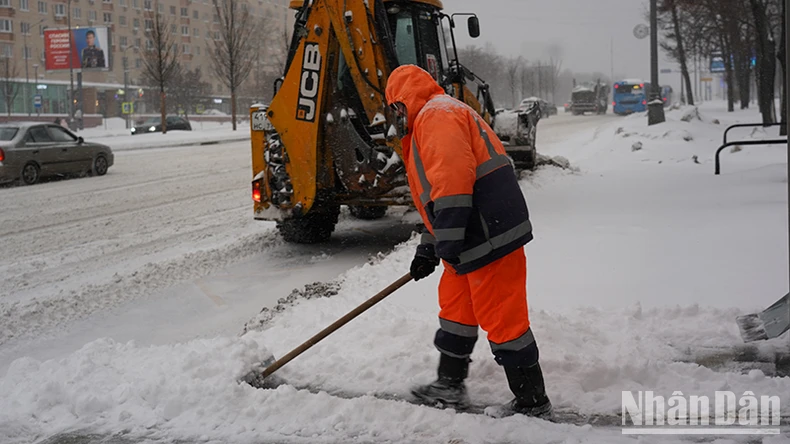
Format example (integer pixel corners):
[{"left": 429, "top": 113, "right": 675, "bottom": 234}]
[{"left": 385, "top": 65, "right": 551, "bottom": 418}]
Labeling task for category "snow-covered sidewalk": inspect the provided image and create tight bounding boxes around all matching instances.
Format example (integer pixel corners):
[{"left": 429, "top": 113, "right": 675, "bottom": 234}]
[
  {"left": 1, "top": 103, "right": 788, "bottom": 443},
  {"left": 76, "top": 117, "right": 250, "bottom": 151}
]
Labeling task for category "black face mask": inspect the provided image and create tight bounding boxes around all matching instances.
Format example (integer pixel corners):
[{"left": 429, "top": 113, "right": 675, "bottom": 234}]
[{"left": 390, "top": 102, "right": 408, "bottom": 138}]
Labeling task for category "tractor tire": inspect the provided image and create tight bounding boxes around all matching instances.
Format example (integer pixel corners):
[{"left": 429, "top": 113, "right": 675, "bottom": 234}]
[
  {"left": 277, "top": 204, "right": 340, "bottom": 244},
  {"left": 349, "top": 205, "right": 387, "bottom": 220}
]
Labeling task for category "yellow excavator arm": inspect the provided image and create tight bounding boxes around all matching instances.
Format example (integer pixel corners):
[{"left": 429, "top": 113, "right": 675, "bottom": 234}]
[{"left": 250, "top": 0, "right": 497, "bottom": 243}]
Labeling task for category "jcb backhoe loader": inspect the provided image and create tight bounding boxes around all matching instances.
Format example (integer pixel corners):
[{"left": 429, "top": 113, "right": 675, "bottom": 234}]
[{"left": 250, "top": 0, "right": 500, "bottom": 243}]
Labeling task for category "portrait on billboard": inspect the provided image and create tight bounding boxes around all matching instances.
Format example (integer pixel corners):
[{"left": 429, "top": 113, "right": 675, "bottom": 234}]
[
  {"left": 74, "top": 27, "right": 109, "bottom": 69},
  {"left": 81, "top": 30, "right": 105, "bottom": 68}
]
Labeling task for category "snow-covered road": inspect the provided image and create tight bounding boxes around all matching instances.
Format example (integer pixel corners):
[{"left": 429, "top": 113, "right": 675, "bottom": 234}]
[{"left": 0, "top": 139, "right": 418, "bottom": 372}]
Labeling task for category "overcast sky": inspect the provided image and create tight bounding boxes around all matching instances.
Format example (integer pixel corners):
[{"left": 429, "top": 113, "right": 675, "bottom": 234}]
[{"left": 445, "top": 0, "right": 683, "bottom": 89}]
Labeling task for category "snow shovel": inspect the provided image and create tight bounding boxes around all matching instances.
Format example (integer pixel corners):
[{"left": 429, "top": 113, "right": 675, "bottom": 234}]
[
  {"left": 736, "top": 293, "right": 790, "bottom": 342},
  {"left": 242, "top": 272, "right": 413, "bottom": 388}
]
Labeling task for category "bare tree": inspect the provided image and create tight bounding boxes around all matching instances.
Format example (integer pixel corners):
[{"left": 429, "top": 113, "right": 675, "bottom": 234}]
[
  {"left": 208, "top": 0, "right": 255, "bottom": 130},
  {"left": 141, "top": 2, "right": 181, "bottom": 133},
  {"left": 239, "top": 16, "right": 283, "bottom": 105},
  {"left": 506, "top": 57, "right": 523, "bottom": 108},
  {"left": 519, "top": 63, "right": 534, "bottom": 99},
  {"left": 778, "top": 0, "right": 786, "bottom": 135},
  {"left": 547, "top": 58, "right": 563, "bottom": 103},
  {"left": 268, "top": 20, "right": 292, "bottom": 75},
  {"left": 659, "top": 0, "right": 695, "bottom": 105},
  {"left": 0, "top": 57, "right": 19, "bottom": 116},
  {"left": 750, "top": 0, "right": 778, "bottom": 123},
  {"left": 168, "top": 67, "right": 211, "bottom": 120}
]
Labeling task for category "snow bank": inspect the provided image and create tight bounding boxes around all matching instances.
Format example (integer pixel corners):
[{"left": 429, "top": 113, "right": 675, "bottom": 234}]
[
  {"left": 2, "top": 234, "right": 787, "bottom": 443},
  {"left": 540, "top": 102, "right": 785, "bottom": 173},
  {"left": 95, "top": 128, "right": 250, "bottom": 151}
]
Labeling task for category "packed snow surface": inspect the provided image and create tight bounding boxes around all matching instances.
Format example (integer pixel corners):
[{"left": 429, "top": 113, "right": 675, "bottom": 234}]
[{"left": 1, "top": 103, "right": 788, "bottom": 443}]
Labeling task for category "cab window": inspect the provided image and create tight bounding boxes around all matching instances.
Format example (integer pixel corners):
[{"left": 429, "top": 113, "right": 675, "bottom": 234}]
[{"left": 392, "top": 13, "right": 418, "bottom": 65}]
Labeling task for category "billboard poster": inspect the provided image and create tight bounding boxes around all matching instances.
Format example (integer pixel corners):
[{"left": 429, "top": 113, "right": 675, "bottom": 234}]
[{"left": 44, "top": 27, "right": 111, "bottom": 71}]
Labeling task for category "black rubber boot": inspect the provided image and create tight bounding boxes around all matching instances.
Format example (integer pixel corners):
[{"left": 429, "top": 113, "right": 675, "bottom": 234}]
[
  {"left": 487, "top": 362, "right": 553, "bottom": 418},
  {"left": 411, "top": 354, "right": 470, "bottom": 409}
]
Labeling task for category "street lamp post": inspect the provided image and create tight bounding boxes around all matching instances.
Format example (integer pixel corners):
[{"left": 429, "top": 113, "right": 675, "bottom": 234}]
[
  {"left": 68, "top": 0, "right": 75, "bottom": 124},
  {"left": 33, "top": 64, "right": 39, "bottom": 115},
  {"left": 23, "top": 19, "right": 47, "bottom": 116},
  {"left": 23, "top": 33, "right": 29, "bottom": 115},
  {"left": 121, "top": 46, "right": 138, "bottom": 129},
  {"left": 648, "top": 0, "right": 665, "bottom": 125}
]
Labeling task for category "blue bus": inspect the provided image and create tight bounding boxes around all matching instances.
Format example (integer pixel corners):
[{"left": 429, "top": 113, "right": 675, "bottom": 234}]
[{"left": 612, "top": 79, "right": 648, "bottom": 115}]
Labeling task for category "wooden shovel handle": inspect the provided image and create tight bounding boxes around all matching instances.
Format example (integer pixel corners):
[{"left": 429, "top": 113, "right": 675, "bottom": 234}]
[{"left": 261, "top": 272, "right": 413, "bottom": 379}]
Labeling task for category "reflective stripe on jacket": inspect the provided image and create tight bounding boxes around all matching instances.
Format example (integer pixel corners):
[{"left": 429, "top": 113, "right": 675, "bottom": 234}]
[
  {"left": 408, "top": 97, "right": 532, "bottom": 274},
  {"left": 385, "top": 65, "right": 533, "bottom": 275}
]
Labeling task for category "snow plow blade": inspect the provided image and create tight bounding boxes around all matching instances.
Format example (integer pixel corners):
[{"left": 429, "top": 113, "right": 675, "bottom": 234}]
[
  {"left": 736, "top": 293, "right": 790, "bottom": 342},
  {"left": 242, "top": 273, "right": 413, "bottom": 388}
]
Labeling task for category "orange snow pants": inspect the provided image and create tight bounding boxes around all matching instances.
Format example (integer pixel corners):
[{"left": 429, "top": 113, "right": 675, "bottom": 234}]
[{"left": 434, "top": 247, "right": 539, "bottom": 367}]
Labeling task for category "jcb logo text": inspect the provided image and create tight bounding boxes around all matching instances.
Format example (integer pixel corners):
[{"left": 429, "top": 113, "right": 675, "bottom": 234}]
[{"left": 296, "top": 43, "right": 321, "bottom": 122}]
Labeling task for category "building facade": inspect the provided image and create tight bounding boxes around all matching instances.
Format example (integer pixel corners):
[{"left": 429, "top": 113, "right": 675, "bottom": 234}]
[{"left": 0, "top": 0, "right": 291, "bottom": 118}]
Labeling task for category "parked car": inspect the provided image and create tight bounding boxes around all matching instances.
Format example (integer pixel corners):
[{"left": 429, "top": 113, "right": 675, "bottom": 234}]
[
  {"left": 131, "top": 116, "right": 192, "bottom": 135},
  {"left": 0, "top": 122, "right": 114, "bottom": 185},
  {"left": 517, "top": 97, "right": 556, "bottom": 118}
]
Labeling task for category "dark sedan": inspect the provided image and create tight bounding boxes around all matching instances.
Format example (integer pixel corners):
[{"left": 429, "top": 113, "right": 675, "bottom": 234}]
[
  {"left": 0, "top": 122, "right": 114, "bottom": 185},
  {"left": 131, "top": 116, "right": 192, "bottom": 135}
]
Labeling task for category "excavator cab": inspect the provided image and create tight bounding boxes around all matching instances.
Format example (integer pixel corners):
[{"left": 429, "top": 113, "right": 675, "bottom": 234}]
[
  {"left": 251, "top": 0, "right": 497, "bottom": 243},
  {"left": 384, "top": 2, "right": 495, "bottom": 123},
  {"left": 385, "top": 4, "right": 448, "bottom": 84}
]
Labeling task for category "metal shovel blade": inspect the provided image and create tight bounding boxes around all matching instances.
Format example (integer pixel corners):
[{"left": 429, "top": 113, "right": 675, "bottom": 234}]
[{"left": 737, "top": 293, "right": 790, "bottom": 343}]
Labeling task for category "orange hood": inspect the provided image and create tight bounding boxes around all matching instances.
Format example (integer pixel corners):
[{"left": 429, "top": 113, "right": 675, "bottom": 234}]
[{"left": 385, "top": 64, "right": 446, "bottom": 133}]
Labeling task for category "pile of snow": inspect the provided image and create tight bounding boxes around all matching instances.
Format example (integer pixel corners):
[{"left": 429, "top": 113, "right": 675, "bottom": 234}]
[
  {"left": 2, "top": 228, "right": 788, "bottom": 443},
  {"left": 540, "top": 102, "right": 785, "bottom": 171},
  {"left": 494, "top": 111, "right": 520, "bottom": 139}
]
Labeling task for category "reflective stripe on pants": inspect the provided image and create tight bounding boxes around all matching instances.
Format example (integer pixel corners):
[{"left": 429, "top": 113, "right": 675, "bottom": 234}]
[{"left": 436, "top": 247, "right": 532, "bottom": 354}]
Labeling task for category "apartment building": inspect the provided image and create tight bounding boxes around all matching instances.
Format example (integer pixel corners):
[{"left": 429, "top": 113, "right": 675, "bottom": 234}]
[{"left": 0, "top": 0, "right": 291, "bottom": 117}]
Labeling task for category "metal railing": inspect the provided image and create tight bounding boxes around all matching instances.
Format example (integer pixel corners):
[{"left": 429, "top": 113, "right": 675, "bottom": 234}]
[{"left": 714, "top": 122, "right": 787, "bottom": 175}]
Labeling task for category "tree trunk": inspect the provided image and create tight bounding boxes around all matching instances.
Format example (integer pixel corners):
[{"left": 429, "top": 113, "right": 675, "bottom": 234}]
[
  {"left": 160, "top": 89, "right": 167, "bottom": 134},
  {"left": 670, "top": 0, "right": 694, "bottom": 106},
  {"left": 231, "top": 90, "right": 237, "bottom": 131},
  {"left": 751, "top": 0, "right": 777, "bottom": 124},
  {"left": 779, "top": 0, "right": 787, "bottom": 135},
  {"left": 731, "top": 21, "right": 751, "bottom": 109},
  {"left": 735, "top": 50, "right": 751, "bottom": 109},
  {"left": 720, "top": 31, "right": 736, "bottom": 112}
]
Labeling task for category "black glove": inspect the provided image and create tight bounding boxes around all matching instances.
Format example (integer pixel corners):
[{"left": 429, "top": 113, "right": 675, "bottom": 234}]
[{"left": 411, "top": 243, "right": 440, "bottom": 281}]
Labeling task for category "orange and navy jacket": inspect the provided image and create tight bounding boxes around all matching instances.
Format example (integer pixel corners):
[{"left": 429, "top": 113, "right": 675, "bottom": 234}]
[{"left": 385, "top": 65, "right": 533, "bottom": 275}]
